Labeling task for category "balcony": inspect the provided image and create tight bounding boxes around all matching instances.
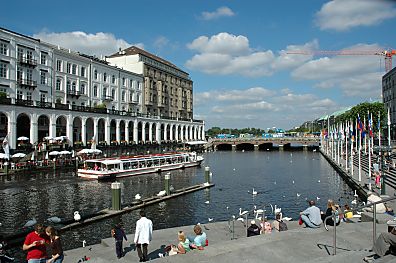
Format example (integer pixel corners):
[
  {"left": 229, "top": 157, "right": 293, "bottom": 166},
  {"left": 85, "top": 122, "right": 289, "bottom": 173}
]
[
  {"left": 15, "top": 99, "right": 33, "bottom": 106},
  {"left": 102, "top": 95, "right": 113, "bottom": 101},
  {"left": 17, "top": 79, "right": 37, "bottom": 89},
  {"left": 36, "top": 101, "right": 52, "bottom": 108},
  {"left": 67, "top": 89, "right": 83, "bottom": 98},
  {"left": 18, "top": 57, "right": 37, "bottom": 67},
  {"left": 0, "top": 97, "right": 11, "bottom": 105},
  {"left": 55, "top": 103, "right": 69, "bottom": 110}
]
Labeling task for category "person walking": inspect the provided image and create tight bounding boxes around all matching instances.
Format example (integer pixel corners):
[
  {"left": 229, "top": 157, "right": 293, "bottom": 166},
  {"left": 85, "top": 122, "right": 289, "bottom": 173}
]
[
  {"left": 134, "top": 210, "right": 153, "bottom": 262},
  {"left": 112, "top": 223, "right": 127, "bottom": 259},
  {"left": 22, "top": 224, "right": 50, "bottom": 263}
]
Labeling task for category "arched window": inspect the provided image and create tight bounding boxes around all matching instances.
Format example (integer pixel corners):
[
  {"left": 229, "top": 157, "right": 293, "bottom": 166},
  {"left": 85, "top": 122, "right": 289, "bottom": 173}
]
[
  {"left": 103, "top": 73, "right": 107, "bottom": 82},
  {"left": 56, "top": 79, "right": 61, "bottom": 90},
  {"left": 93, "top": 85, "right": 98, "bottom": 97},
  {"left": 112, "top": 75, "right": 115, "bottom": 84},
  {"left": 94, "top": 70, "right": 98, "bottom": 80},
  {"left": 66, "top": 80, "right": 71, "bottom": 91},
  {"left": 103, "top": 87, "right": 107, "bottom": 97},
  {"left": 72, "top": 82, "right": 76, "bottom": 91},
  {"left": 80, "top": 84, "right": 85, "bottom": 94},
  {"left": 122, "top": 91, "right": 126, "bottom": 102},
  {"left": 111, "top": 89, "right": 115, "bottom": 99}
]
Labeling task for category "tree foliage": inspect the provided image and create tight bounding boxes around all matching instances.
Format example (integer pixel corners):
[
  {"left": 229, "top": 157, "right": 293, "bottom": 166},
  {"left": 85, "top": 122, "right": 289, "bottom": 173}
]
[
  {"left": 335, "top": 102, "right": 385, "bottom": 127},
  {"left": 206, "top": 127, "right": 267, "bottom": 137}
]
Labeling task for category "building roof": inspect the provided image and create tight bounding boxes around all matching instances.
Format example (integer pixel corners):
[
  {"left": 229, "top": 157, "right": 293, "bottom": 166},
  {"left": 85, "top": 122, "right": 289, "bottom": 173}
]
[{"left": 108, "top": 46, "right": 180, "bottom": 70}]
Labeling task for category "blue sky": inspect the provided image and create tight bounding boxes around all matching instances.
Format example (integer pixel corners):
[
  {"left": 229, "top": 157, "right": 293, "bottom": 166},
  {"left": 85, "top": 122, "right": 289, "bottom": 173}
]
[{"left": 3, "top": 0, "right": 396, "bottom": 130}]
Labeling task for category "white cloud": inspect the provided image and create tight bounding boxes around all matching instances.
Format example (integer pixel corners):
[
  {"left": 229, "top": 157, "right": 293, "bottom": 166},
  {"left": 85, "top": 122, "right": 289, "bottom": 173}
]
[
  {"left": 186, "top": 33, "right": 324, "bottom": 77},
  {"left": 315, "top": 0, "right": 396, "bottom": 31},
  {"left": 153, "top": 36, "right": 169, "bottom": 50},
  {"left": 187, "top": 33, "right": 250, "bottom": 56},
  {"left": 194, "top": 87, "right": 339, "bottom": 129},
  {"left": 272, "top": 40, "right": 319, "bottom": 71},
  {"left": 186, "top": 32, "right": 276, "bottom": 77},
  {"left": 34, "top": 31, "right": 143, "bottom": 56},
  {"left": 200, "top": 6, "right": 235, "bottom": 20},
  {"left": 290, "top": 44, "right": 384, "bottom": 99}
]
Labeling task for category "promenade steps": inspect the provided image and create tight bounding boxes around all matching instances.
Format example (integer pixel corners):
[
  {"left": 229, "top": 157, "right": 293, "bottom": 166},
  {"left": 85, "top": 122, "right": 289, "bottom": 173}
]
[{"left": 63, "top": 221, "right": 394, "bottom": 263}]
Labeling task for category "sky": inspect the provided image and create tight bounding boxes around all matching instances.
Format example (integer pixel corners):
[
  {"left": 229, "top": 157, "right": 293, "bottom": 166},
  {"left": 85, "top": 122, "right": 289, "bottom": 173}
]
[{"left": 3, "top": 0, "right": 396, "bottom": 130}]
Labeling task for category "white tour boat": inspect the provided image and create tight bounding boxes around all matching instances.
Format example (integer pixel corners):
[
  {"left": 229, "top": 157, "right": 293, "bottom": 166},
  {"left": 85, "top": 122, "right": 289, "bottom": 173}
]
[{"left": 77, "top": 152, "right": 204, "bottom": 180}]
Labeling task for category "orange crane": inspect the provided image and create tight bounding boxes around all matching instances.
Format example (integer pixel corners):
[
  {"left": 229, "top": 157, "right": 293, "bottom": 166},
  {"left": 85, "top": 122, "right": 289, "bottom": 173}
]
[{"left": 286, "top": 49, "right": 396, "bottom": 72}]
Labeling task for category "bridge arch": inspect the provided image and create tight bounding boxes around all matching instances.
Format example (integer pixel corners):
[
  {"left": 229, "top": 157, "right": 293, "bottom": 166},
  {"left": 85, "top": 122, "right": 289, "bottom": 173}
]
[{"left": 235, "top": 143, "right": 255, "bottom": 151}]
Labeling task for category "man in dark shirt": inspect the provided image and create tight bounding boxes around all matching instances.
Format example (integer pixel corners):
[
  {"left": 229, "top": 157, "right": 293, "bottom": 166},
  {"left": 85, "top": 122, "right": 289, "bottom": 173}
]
[
  {"left": 112, "top": 223, "right": 127, "bottom": 259},
  {"left": 247, "top": 220, "right": 260, "bottom": 237}
]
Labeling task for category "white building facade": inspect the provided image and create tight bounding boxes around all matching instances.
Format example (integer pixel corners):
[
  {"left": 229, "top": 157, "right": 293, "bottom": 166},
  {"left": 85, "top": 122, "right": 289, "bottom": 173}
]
[{"left": 0, "top": 27, "right": 204, "bottom": 150}]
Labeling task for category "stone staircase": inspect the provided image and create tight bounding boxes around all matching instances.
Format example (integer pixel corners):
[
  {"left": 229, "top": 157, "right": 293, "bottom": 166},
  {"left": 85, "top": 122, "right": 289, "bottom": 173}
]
[{"left": 64, "top": 220, "right": 396, "bottom": 263}]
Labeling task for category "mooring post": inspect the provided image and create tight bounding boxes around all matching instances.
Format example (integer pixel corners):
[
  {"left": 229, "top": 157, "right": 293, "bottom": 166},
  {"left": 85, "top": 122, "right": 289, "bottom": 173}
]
[
  {"left": 205, "top": 166, "right": 210, "bottom": 183},
  {"left": 165, "top": 172, "right": 171, "bottom": 195},
  {"left": 111, "top": 182, "right": 121, "bottom": 210},
  {"left": 4, "top": 161, "right": 8, "bottom": 175}
]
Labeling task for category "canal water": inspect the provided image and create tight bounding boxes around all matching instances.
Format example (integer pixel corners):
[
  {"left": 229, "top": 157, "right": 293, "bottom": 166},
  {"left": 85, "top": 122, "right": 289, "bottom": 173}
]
[{"left": 1, "top": 150, "right": 359, "bottom": 260}]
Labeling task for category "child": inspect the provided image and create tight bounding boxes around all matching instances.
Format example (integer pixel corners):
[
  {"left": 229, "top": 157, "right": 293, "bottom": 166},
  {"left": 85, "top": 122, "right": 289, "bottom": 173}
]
[{"left": 112, "top": 223, "right": 127, "bottom": 259}]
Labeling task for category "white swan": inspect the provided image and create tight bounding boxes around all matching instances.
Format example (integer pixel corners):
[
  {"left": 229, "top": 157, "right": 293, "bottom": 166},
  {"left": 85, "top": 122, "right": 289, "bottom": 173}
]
[
  {"left": 205, "top": 200, "right": 210, "bottom": 204},
  {"left": 354, "top": 190, "right": 358, "bottom": 198},
  {"left": 239, "top": 208, "right": 249, "bottom": 216},
  {"left": 23, "top": 218, "right": 37, "bottom": 228},
  {"left": 351, "top": 199, "right": 357, "bottom": 205},
  {"left": 74, "top": 211, "right": 81, "bottom": 221},
  {"left": 208, "top": 218, "right": 213, "bottom": 222},
  {"left": 252, "top": 188, "right": 257, "bottom": 195},
  {"left": 274, "top": 205, "right": 282, "bottom": 214},
  {"left": 47, "top": 216, "right": 62, "bottom": 224},
  {"left": 297, "top": 193, "right": 301, "bottom": 197},
  {"left": 157, "top": 190, "right": 167, "bottom": 197},
  {"left": 135, "top": 194, "right": 142, "bottom": 200}
]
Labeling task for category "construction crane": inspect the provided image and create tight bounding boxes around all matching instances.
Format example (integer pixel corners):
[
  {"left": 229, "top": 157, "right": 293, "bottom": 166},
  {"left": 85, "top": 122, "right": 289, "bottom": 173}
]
[{"left": 286, "top": 49, "right": 396, "bottom": 72}]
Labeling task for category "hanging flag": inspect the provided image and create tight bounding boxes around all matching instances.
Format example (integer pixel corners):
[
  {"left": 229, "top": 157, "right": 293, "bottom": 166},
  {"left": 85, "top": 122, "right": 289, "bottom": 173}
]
[
  {"left": 369, "top": 113, "right": 373, "bottom": 137},
  {"left": 377, "top": 111, "right": 381, "bottom": 132},
  {"left": 357, "top": 114, "right": 364, "bottom": 131}
]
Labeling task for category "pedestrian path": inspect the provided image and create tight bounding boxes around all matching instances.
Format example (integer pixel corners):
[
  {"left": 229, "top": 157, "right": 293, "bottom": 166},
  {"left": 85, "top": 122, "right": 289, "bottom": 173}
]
[{"left": 64, "top": 220, "right": 395, "bottom": 263}]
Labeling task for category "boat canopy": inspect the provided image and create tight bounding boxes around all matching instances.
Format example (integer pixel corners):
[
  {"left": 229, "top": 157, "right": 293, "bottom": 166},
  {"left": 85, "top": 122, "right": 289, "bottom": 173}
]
[
  {"left": 101, "top": 160, "right": 122, "bottom": 166},
  {"left": 185, "top": 141, "right": 207, "bottom": 145}
]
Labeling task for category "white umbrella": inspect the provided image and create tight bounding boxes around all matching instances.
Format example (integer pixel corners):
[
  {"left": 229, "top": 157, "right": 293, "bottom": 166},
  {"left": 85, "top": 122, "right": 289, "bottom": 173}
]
[
  {"left": 43, "top": 136, "right": 53, "bottom": 141},
  {"left": 0, "top": 153, "right": 6, "bottom": 159},
  {"left": 93, "top": 149, "right": 102, "bottom": 154},
  {"left": 12, "top": 153, "right": 26, "bottom": 158},
  {"left": 59, "top": 150, "right": 71, "bottom": 155},
  {"left": 77, "top": 149, "right": 91, "bottom": 155},
  {"left": 17, "top": 136, "right": 29, "bottom": 141},
  {"left": 49, "top": 151, "right": 60, "bottom": 156}
]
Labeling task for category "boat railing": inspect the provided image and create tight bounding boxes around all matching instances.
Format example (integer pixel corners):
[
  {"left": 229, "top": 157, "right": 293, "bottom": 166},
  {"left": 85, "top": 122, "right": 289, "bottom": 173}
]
[{"left": 323, "top": 195, "right": 396, "bottom": 256}]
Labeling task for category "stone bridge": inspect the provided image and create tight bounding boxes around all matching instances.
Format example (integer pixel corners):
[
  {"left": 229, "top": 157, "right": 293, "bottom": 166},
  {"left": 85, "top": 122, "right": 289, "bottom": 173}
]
[{"left": 207, "top": 137, "right": 320, "bottom": 151}]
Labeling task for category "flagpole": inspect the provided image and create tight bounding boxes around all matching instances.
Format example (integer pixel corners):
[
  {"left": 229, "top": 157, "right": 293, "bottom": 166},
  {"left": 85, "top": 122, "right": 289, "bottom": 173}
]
[
  {"left": 368, "top": 112, "right": 372, "bottom": 191},
  {"left": 363, "top": 117, "right": 367, "bottom": 154},
  {"left": 350, "top": 120, "right": 354, "bottom": 176},
  {"left": 359, "top": 127, "right": 362, "bottom": 182},
  {"left": 388, "top": 107, "right": 391, "bottom": 148},
  {"left": 337, "top": 124, "right": 340, "bottom": 165},
  {"left": 378, "top": 111, "right": 381, "bottom": 149},
  {"left": 345, "top": 122, "right": 348, "bottom": 170}
]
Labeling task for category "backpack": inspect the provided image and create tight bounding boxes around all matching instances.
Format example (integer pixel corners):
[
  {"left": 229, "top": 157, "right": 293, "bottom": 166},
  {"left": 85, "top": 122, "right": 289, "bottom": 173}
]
[{"left": 278, "top": 220, "right": 288, "bottom": 231}]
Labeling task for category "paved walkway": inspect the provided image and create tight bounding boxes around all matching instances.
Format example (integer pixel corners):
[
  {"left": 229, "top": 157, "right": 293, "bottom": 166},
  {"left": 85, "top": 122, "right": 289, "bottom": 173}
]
[{"left": 64, "top": 220, "right": 395, "bottom": 263}]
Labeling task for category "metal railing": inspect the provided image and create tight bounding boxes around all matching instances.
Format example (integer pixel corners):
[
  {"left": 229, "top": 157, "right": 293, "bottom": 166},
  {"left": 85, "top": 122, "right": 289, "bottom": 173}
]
[{"left": 324, "top": 195, "right": 396, "bottom": 256}]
